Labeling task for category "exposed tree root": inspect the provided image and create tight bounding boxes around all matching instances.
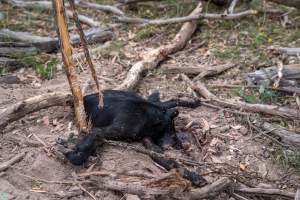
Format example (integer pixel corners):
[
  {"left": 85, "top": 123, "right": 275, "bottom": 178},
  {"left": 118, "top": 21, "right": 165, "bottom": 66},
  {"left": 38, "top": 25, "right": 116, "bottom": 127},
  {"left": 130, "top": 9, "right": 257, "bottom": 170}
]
[{"left": 0, "top": 28, "right": 113, "bottom": 53}]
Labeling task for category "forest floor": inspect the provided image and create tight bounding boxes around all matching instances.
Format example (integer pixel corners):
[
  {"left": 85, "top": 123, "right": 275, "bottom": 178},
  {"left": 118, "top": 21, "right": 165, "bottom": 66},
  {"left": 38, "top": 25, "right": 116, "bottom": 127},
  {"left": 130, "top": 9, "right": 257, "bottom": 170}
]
[{"left": 0, "top": 0, "right": 300, "bottom": 199}]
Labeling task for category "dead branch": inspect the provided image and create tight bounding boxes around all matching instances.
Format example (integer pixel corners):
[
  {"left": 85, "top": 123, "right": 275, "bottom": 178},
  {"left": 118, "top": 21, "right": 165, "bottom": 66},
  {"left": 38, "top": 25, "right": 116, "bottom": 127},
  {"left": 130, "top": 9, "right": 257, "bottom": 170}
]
[
  {"left": 0, "top": 92, "right": 71, "bottom": 130},
  {"left": 267, "top": 0, "right": 300, "bottom": 9},
  {"left": 65, "top": 10, "right": 101, "bottom": 27},
  {"left": 9, "top": 0, "right": 100, "bottom": 27},
  {"left": 77, "top": 0, "right": 125, "bottom": 16},
  {"left": 208, "top": 84, "right": 300, "bottom": 94},
  {"left": 52, "top": 0, "right": 87, "bottom": 131},
  {"left": 0, "top": 42, "right": 38, "bottom": 58},
  {"left": 163, "top": 63, "right": 235, "bottom": 78},
  {"left": 269, "top": 47, "right": 300, "bottom": 56},
  {"left": 97, "top": 176, "right": 231, "bottom": 199},
  {"left": 188, "top": 177, "right": 232, "bottom": 199},
  {"left": 235, "top": 187, "right": 296, "bottom": 199},
  {"left": 193, "top": 63, "right": 236, "bottom": 80},
  {"left": 258, "top": 122, "right": 300, "bottom": 148},
  {"left": 228, "top": 0, "right": 239, "bottom": 14},
  {"left": 115, "top": 10, "right": 257, "bottom": 26},
  {"left": 182, "top": 75, "right": 300, "bottom": 120},
  {"left": 68, "top": 0, "right": 104, "bottom": 108},
  {"left": 0, "top": 152, "right": 26, "bottom": 172},
  {"left": 0, "top": 28, "right": 113, "bottom": 53},
  {"left": 244, "top": 64, "right": 300, "bottom": 87},
  {"left": 117, "top": 2, "right": 203, "bottom": 89}
]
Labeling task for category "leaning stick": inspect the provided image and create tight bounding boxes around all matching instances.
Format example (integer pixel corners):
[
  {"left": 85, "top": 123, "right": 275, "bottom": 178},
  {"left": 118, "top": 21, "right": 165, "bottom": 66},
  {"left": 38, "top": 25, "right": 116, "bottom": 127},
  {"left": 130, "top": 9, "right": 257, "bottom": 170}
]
[
  {"left": 117, "top": 2, "right": 203, "bottom": 89},
  {"left": 68, "top": 0, "right": 104, "bottom": 108},
  {"left": 52, "top": 0, "right": 87, "bottom": 131}
]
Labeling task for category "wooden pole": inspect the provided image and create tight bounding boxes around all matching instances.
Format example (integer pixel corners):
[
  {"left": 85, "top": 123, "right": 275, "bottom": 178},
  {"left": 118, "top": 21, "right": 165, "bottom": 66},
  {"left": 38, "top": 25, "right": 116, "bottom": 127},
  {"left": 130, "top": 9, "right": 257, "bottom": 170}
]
[{"left": 52, "top": 0, "right": 87, "bottom": 131}]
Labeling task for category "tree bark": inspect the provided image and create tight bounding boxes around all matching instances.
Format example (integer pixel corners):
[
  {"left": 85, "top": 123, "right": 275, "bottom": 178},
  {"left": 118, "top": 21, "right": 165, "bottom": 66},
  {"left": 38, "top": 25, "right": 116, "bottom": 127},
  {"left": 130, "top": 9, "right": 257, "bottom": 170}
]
[{"left": 52, "top": 0, "right": 87, "bottom": 131}]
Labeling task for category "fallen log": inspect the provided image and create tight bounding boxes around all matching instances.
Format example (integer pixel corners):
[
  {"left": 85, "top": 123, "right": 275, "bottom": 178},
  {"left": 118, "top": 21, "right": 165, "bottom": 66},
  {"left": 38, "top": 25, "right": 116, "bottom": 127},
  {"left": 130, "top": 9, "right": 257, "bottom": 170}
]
[
  {"left": 0, "top": 43, "right": 38, "bottom": 58},
  {"left": 163, "top": 63, "right": 235, "bottom": 77},
  {"left": 244, "top": 64, "right": 300, "bottom": 88},
  {"left": 117, "top": 2, "right": 203, "bottom": 89},
  {"left": 269, "top": 47, "right": 300, "bottom": 56},
  {"left": 0, "top": 28, "right": 113, "bottom": 53},
  {"left": 9, "top": 0, "right": 101, "bottom": 27},
  {"left": 259, "top": 122, "right": 300, "bottom": 148},
  {"left": 115, "top": 10, "right": 257, "bottom": 26}
]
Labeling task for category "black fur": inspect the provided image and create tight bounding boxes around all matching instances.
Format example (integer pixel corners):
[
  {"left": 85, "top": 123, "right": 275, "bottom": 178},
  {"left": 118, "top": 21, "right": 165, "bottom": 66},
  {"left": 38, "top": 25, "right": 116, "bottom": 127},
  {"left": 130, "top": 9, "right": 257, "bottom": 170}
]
[
  {"left": 63, "top": 90, "right": 207, "bottom": 186},
  {"left": 65, "top": 90, "right": 200, "bottom": 165}
]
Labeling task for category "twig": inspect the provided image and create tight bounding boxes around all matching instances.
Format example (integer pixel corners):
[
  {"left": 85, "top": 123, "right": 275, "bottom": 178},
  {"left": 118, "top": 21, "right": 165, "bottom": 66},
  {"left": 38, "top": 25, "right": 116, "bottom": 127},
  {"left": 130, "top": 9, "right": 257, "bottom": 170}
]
[
  {"left": 0, "top": 152, "right": 26, "bottom": 171},
  {"left": 68, "top": 0, "right": 104, "bottom": 108},
  {"left": 115, "top": 10, "right": 257, "bottom": 26},
  {"left": 235, "top": 187, "right": 296, "bottom": 199}
]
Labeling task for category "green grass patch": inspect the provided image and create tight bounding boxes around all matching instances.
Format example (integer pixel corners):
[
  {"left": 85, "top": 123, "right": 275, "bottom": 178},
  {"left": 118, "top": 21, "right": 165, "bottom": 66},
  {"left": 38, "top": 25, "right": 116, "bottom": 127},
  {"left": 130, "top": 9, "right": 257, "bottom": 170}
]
[
  {"left": 287, "top": 30, "right": 300, "bottom": 43},
  {"left": 134, "top": 26, "right": 158, "bottom": 41},
  {"left": 22, "top": 56, "right": 58, "bottom": 80}
]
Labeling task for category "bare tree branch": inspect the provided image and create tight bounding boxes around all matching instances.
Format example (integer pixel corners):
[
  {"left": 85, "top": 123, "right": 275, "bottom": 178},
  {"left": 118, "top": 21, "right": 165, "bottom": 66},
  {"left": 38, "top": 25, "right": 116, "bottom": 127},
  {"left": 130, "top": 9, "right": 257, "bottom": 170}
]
[{"left": 115, "top": 10, "right": 257, "bottom": 26}]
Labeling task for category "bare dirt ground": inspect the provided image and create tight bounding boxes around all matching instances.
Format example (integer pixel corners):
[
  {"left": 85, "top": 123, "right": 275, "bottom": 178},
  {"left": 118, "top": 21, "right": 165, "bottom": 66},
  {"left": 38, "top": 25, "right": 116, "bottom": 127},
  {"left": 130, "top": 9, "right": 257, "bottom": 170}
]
[{"left": 0, "top": 0, "right": 300, "bottom": 199}]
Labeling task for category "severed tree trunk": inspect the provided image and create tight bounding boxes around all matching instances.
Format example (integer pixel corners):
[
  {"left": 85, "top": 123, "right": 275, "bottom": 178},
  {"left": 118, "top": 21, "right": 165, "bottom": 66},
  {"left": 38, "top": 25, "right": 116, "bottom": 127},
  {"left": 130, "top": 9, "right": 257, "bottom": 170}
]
[{"left": 52, "top": 0, "right": 87, "bottom": 131}]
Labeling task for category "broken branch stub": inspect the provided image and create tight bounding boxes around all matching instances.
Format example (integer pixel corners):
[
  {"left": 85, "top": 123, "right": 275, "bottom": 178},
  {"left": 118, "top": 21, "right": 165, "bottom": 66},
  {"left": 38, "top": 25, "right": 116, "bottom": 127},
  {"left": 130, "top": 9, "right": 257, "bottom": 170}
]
[{"left": 52, "top": 0, "right": 87, "bottom": 131}]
